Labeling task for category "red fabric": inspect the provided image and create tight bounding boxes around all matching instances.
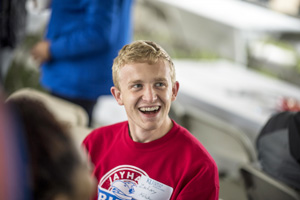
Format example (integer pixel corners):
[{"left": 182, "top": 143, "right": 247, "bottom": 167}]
[{"left": 83, "top": 120, "right": 219, "bottom": 200}]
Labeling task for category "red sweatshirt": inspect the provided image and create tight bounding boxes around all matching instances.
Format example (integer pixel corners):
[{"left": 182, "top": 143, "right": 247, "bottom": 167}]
[{"left": 83, "top": 120, "right": 219, "bottom": 200}]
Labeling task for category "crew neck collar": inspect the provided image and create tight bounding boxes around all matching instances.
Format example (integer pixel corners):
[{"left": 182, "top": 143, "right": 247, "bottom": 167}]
[{"left": 123, "top": 120, "right": 178, "bottom": 150}]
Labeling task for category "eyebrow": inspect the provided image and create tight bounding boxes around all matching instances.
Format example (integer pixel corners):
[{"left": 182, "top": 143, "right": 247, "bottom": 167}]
[
  {"left": 154, "top": 77, "right": 168, "bottom": 82},
  {"left": 128, "top": 80, "right": 143, "bottom": 85},
  {"left": 128, "top": 78, "right": 167, "bottom": 84}
]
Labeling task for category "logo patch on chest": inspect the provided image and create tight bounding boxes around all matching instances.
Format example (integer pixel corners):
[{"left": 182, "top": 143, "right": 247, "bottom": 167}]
[{"left": 98, "top": 165, "right": 173, "bottom": 200}]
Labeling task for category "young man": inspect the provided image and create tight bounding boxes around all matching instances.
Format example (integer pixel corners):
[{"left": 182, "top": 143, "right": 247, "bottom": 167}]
[{"left": 83, "top": 40, "right": 219, "bottom": 200}]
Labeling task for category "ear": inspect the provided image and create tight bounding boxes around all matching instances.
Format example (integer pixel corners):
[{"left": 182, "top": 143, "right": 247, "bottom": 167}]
[
  {"left": 111, "top": 86, "right": 124, "bottom": 105},
  {"left": 171, "top": 81, "right": 179, "bottom": 101}
]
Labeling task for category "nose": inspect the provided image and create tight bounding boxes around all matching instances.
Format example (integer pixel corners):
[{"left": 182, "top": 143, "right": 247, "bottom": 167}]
[{"left": 142, "top": 85, "right": 157, "bottom": 102}]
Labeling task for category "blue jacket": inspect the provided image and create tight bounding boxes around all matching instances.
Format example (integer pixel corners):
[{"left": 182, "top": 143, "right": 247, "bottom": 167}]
[{"left": 41, "top": 0, "right": 133, "bottom": 100}]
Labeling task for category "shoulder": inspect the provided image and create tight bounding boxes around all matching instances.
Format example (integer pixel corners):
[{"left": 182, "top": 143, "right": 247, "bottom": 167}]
[
  {"left": 172, "top": 122, "right": 217, "bottom": 167},
  {"left": 258, "top": 111, "right": 292, "bottom": 137},
  {"left": 83, "top": 121, "right": 127, "bottom": 146},
  {"left": 174, "top": 125, "right": 219, "bottom": 199},
  {"left": 174, "top": 123, "right": 210, "bottom": 154}
]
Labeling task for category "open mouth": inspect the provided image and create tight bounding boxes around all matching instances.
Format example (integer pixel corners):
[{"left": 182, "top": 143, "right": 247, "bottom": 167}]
[{"left": 139, "top": 106, "right": 161, "bottom": 114}]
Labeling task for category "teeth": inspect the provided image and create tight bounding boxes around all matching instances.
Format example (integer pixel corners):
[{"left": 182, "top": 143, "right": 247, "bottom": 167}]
[{"left": 140, "top": 106, "right": 159, "bottom": 112}]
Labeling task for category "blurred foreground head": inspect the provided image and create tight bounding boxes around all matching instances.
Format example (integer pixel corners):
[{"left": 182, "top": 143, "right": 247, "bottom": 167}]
[{"left": 7, "top": 97, "right": 96, "bottom": 200}]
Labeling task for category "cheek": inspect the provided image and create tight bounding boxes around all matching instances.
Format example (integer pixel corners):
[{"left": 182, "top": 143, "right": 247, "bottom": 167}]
[
  {"left": 118, "top": 90, "right": 132, "bottom": 106},
  {"left": 159, "top": 92, "right": 172, "bottom": 104},
  {"left": 122, "top": 93, "right": 138, "bottom": 107},
  {"left": 166, "top": 89, "right": 174, "bottom": 100}
]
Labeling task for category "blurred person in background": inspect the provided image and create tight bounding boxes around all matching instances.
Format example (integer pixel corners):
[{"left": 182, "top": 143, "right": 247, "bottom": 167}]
[
  {"left": 83, "top": 40, "right": 219, "bottom": 200},
  {"left": 31, "top": 0, "right": 134, "bottom": 127},
  {"left": 256, "top": 111, "right": 300, "bottom": 190},
  {"left": 6, "top": 96, "right": 97, "bottom": 200}
]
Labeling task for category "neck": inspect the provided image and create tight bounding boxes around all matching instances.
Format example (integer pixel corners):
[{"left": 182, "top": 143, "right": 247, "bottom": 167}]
[{"left": 128, "top": 118, "right": 173, "bottom": 143}]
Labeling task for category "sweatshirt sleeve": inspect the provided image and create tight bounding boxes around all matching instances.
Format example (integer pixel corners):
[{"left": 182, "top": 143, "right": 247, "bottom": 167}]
[
  {"left": 49, "top": 0, "right": 118, "bottom": 59},
  {"left": 176, "top": 160, "right": 220, "bottom": 200}
]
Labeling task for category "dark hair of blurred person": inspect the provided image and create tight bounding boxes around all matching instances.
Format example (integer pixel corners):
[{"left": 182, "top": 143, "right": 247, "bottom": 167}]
[{"left": 6, "top": 96, "right": 96, "bottom": 200}]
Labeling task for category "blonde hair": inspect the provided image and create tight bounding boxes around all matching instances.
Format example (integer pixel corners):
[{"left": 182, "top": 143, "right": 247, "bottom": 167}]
[{"left": 112, "top": 40, "right": 176, "bottom": 90}]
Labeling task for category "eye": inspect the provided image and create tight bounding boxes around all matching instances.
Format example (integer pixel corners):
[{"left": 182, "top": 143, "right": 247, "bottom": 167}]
[
  {"left": 132, "top": 84, "right": 142, "bottom": 89},
  {"left": 155, "top": 82, "right": 165, "bottom": 87}
]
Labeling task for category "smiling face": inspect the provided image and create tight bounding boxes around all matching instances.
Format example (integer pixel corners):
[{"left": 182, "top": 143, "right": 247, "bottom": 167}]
[{"left": 111, "top": 60, "right": 179, "bottom": 141}]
